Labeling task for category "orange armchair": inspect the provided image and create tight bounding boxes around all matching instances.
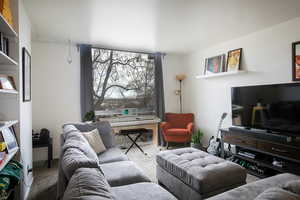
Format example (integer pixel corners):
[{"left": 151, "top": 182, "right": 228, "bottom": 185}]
[{"left": 160, "top": 113, "right": 194, "bottom": 148}]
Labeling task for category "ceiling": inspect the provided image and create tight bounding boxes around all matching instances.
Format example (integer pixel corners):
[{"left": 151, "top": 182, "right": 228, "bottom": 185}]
[{"left": 25, "top": 0, "right": 300, "bottom": 54}]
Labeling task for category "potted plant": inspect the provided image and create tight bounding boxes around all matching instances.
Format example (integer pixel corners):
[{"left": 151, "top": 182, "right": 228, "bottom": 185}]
[
  {"left": 83, "top": 111, "right": 95, "bottom": 122},
  {"left": 191, "top": 129, "right": 204, "bottom": 150}
]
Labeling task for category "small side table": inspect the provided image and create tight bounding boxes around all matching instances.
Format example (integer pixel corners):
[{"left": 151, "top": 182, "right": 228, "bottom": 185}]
[{"left": 33, "top": 137, "right": 53, "bottom": 168}]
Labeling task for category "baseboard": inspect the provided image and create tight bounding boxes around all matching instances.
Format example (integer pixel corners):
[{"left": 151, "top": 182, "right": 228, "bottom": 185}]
[{"left": 23, "top": 176, "right": 33, "bottom": 200}]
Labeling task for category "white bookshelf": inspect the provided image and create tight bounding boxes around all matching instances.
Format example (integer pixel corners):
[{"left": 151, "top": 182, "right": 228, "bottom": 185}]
[
  {"left": 0, "top": 13, "right": 18, "bottom": 37},
  {"left": 0, "top": 0, "right": 19, "bottom": 177},
  {"left": 0, "top": 50, "right": 18, "bottom": 66},
  {"left": 196, "top": 70, "right": 247, "bottom": 79},
  {"left": 0, "top": 148, "right": 18, "bottom": 172},
  {"left": 0, "top": 89, "right": 18, "bottom": 94}
]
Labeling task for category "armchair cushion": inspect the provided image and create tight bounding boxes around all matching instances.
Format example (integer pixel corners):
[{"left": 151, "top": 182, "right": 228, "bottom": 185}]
[{"left": 165, "top": 128, "right": 190, "bottom": 136}]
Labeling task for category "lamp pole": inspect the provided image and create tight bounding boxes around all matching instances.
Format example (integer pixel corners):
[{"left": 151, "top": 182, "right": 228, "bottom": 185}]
[
  {"left": 176, "top": 74, "right": 186, "bottom": 113},
  {"left": 179, "top": 80, "right": 183, "bottom": 113}
]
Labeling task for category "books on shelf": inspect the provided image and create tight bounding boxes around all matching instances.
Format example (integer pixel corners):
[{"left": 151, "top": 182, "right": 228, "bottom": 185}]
[
  {"left": 0, "top": 142, "right": 5, "bottom": 151},
  {"left": 0, "top": 151, "right": 6, "bottom": 165}
]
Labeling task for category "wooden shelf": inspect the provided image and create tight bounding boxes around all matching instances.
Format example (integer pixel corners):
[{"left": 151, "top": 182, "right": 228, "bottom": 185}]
[
  {"left": 0, "top": 51, "right": 18, "bottom": 66},
  {"left": 234, "top": 154, "right": 299, "bottom": 175},
  {"left": 196, "top": 70, "right": 246, "bottom": 79},
  {"left": 0, "top": 148, "right": 18, "bottom": 172},
  {"left": 0, "top": 89, "right": 18, "bottom": 94},
  {"left": 0, "top": 14, "right": 17, "bottom": 37}
]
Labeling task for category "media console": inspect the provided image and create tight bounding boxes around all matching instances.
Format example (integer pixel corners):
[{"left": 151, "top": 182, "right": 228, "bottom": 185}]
[{"left": 220, "top": 127, "right": 300, "bottom": 178}]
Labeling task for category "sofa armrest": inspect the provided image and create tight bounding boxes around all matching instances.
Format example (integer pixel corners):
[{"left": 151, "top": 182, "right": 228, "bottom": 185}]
[
  {"left": 187, "top": 122, "right": 194, "bottom": 133},
  {"left": 160, "top": 122, "right": 172, "bottom": 132}
]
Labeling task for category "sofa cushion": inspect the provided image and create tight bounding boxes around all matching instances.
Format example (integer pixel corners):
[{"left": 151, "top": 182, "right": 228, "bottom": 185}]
[
  {"left": 207, "top": 173, "right": 300, "bottom": 200},
  {"left": 71, "top": 121, "right": 116, "bottom": 149},
  {"left": 284, "top": 180, "right": 300, "bottom": 195},
  {"left": 82, "top": 129, "right": 106, "bottom": 154},
  {"left": 63, "top": 168, "right": 114, "bottom": 200},
  {"left": 254, "top": 187, "right": 300, "bottom": 200},
  {"left": 112, "top": 182, "right": 177, "bottom": 200},
  {"left": 99, "top": 147, "right": 129, "bottom": 164},
  {"left": 156, "top": 148, "right": 246, "bottom": 194},
  {"left": 63, "top": 125, "right": 99, "bottom": 162},
  {"left": 100, "top": 161, "right": 150, "bottom": 187},
  {"left": 63, "top": 124, "right": 79, "bottom": 135},
  {"left": 61, "top": 147, "right": 100, "bottom": 180}
]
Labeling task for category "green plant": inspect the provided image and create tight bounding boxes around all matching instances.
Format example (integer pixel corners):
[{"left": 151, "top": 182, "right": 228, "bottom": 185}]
[
  {"left": 83, "top": 111, "right": 95, "bottom": 122},
  {"left": 191, "top": 129, "right": 204, "bottom": 144}
]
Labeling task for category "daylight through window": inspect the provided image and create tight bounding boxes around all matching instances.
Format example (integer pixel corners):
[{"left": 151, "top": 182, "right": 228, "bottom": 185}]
[{"left": 92, "top": 48, "right": 156, "bottom": 115}]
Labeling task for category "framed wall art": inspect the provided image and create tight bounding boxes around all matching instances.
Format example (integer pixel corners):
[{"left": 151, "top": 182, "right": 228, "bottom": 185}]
[
  {"left": 292, "top": 41, "right": 300, "bottom": 81},
  {"left": 226, "top": 48, "right": 242, "bottom": 72},
  {"left": 22, "top": 47, "right": 31, "bottom": 101},
  {"left": 204, "top": 54, "right": 225, "bottom": 75}
]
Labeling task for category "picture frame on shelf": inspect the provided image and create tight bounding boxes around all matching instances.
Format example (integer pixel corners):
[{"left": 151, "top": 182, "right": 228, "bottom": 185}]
[
  {"left": 1, "top": 127, "right": 18, "bottom": 154},
  {"left": 292, "top": 41, "right": 300, "bottom": 81},
  {"left": 204, "top": 54, "right": 225, "bottom": 75},
  {"left": 22, "top": 47, "right": 31, "bottom": 101},
  {"left": 226, "top": 48, "right": 242, "bottom": 72},
  {"left": 0, "top": 74, "right": 16, "bottom": 90}
]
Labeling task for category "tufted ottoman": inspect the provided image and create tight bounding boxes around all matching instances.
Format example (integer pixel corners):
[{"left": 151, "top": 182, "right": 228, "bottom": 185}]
[{"left": 156, "top": 148, "right": 246, "bottom": 200}]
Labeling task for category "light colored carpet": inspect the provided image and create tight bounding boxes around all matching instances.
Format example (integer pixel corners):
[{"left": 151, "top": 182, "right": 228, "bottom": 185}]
[{"left": 28, "top": 143, "right": 259, "bottom": 199}]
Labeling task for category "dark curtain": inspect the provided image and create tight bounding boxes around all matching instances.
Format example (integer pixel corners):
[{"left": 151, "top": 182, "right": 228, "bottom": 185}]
[
  {"left": 80, "top": 44, "right": 93, "bottom": 121},
  {"left": 154, "top": 52, "right": 166, "bottom": 146}
]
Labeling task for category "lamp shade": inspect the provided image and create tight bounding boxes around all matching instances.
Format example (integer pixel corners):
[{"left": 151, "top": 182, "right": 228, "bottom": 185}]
[{"left": 176, "top": 74, "right": 186, "bottom": 81}]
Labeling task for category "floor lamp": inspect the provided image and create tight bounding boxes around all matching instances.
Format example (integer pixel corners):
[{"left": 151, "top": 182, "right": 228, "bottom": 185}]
[{"left": 175, "top": 74, "right": 186, "bottom": 113}]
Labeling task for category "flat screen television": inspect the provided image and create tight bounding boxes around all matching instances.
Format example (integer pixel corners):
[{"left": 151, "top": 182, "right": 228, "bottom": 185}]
[{"left": 231, "top": 83, "right": 300, "bottom": 135}]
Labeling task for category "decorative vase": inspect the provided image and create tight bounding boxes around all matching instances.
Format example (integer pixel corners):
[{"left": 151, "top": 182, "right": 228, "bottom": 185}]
[{"left": 191, "top": 143, "right": 202, "bottom": 150}]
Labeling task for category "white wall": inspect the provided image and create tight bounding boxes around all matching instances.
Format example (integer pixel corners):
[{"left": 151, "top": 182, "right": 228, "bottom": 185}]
[
  {"left": 163, "top": 54, "right": 185, "bottom": 113},
  {"left": 32, "top": 42, "right": 81, "bottom": 160},
  {"left": 32, "top": 43, "right": 184, "bottom": 160},
  {"left": 183, "top": 17, "right": 300, "bottom": 146},
  {"left": 19, "top": 1, "right": 33, "bottom": 199}
]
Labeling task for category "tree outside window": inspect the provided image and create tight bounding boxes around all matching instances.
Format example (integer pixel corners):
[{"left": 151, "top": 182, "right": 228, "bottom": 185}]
[{"left": 92, "top": 48, "right": 155, "bottom": 115}]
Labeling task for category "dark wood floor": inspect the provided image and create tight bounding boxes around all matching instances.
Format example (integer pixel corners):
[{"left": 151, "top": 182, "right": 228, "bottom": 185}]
[{"left": 28, "top": 160, "right": 58, "bottom": 200}]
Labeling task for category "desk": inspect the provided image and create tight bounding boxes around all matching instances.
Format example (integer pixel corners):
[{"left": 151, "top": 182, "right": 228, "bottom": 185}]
[
  {"left": 33, "top": 138, "right": 53, "bottom": 168},
  {"left": 108, "top": 117, "right": 161, "bottom": 146}
]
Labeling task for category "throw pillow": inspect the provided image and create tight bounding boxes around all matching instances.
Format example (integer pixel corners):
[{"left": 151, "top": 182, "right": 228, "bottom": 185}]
[
  {"left": 284, "top": 180, "right": 300, "bottom": 195},
  {"left": 81, "top": 129, "right": 106, "bottom": 154},
  {"left": 255, "top": 187, "right": 300, "bottom": 200}
]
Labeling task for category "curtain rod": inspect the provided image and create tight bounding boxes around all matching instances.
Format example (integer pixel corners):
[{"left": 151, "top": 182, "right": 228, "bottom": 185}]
[{"left": 77, "top": 44, "right": 166, "bottom": 56}]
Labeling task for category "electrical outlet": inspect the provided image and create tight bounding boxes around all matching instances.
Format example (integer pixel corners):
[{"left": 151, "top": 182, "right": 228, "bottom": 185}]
[{"left": 27, "top": 165, "right": 32, "bottom": 175}]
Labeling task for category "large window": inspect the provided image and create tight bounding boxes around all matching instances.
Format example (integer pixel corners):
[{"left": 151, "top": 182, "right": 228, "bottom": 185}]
[{"left": 92, "top": 48, "right": 155, "bottom": 115}]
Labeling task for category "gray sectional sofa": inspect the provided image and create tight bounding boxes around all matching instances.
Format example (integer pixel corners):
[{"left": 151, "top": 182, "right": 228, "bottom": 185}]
[
  {"left": 207, "top": 173, "right": 300, "bottom": 200},
  {"left": 57, "top": 121, "right": 300, "bottom": 200},
  {"left": 57, "top": 121, "right": 177, "bottom": 200}
]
